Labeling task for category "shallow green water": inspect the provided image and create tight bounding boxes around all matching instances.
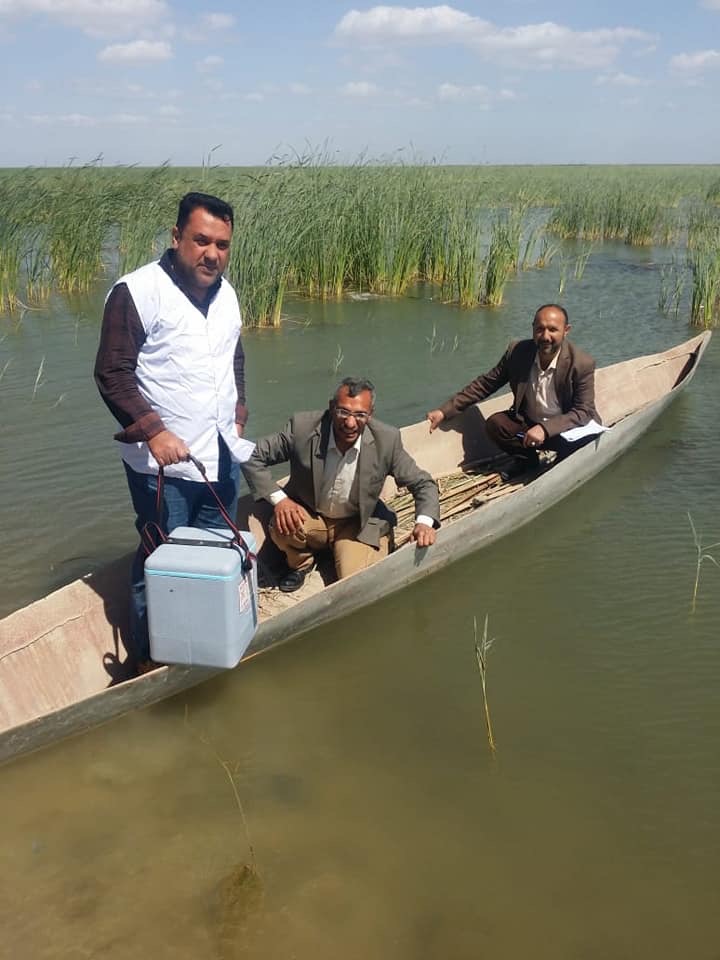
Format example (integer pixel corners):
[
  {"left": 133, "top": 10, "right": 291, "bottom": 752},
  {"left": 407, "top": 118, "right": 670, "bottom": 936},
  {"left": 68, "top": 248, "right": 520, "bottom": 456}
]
[{"left": 1, "top": 243, "right": 719, "bottom": 958}]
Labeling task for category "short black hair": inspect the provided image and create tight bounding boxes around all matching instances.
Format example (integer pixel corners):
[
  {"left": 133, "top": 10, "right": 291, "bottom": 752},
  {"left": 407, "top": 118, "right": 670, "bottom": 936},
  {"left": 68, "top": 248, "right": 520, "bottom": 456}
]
[
  {"left": 333, "top": 376, "right": 376, "bottom": 408},
  {"left": 176, "top": 192, "right": 234, "bottom": 231},
  {"left": 534, "top": 303, "right": 569, "bottom": 326}
]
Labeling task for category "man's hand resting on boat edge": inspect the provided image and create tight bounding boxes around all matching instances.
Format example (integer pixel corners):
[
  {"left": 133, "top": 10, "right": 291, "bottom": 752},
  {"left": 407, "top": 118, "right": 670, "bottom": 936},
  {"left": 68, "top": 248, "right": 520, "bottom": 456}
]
[
  {"left": 411, "top": 522, "right": 436, "bottom": 547},
  {"left": 273, "top": 496, "right": 310, "bottom": 536},
  {"left": 426, "top": 409, "right": 445, "bottom": 432},
  {"left": 148, "top": 429, "right": 191, "bottom": 466}
]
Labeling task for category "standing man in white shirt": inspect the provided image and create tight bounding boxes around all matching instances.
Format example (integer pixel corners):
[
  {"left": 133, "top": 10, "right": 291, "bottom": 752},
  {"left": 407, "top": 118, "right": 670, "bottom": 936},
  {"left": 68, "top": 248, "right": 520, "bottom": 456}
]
[
  {"left": 426, "top": 304, "right": 599, "bottom": 476},
  {"left": 242, "top": 377, "right": 440, "bottom": 592},
  {"left": 95, "top": 192, "right": 255, "bottom": 670}
]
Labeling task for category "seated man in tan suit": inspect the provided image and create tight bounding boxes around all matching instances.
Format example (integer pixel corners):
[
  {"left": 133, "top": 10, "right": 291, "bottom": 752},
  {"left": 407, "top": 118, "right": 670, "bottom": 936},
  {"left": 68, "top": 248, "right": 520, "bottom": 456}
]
[
  {"left": 242, "top": 377, "right": 440, "bottom": 592},
  {"left": 427, "top": 304, "right": 600, "bottom": 477}
]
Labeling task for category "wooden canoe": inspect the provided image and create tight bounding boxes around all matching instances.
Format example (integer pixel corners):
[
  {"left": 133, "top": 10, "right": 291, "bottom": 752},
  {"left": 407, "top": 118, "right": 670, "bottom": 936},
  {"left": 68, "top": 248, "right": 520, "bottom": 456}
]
[{"left": 0, "top": 331, "right": 711, "bottom": 765}]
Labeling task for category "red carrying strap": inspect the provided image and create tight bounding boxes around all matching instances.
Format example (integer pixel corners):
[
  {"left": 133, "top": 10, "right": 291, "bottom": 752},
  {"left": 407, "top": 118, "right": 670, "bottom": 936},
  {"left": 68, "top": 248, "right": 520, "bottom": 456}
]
[
  {"left": 187, "top": 455, "right": 256, "bottom": 571},
  {"left": 140, "top": 467, "right": 168, "bottom": 556},
  {"left": 140, "top": 455, "right": 256, "bottom": 572}
]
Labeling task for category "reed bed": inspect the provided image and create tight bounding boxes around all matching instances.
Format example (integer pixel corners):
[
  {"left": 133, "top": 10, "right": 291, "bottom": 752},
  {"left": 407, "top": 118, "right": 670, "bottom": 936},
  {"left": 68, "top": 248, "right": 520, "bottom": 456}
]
[
  {"left": 1, "top": 161, "right": 720, "bottom": 325},
  {"left": 685, "top": 207, "right": 720, "bottom": 327},
  {"left": 689, "top": 244, "right": 720, "bottom": 327},
  {"left": 481, "top": 208, "right": 523, "bottom": 306},
  {"left": 548, "top": 185, "right": 674, "bottom": 246},
  {"left": 0, "top": 219, "right": 21, "bottom": 313},
  {"left": 438, "top": 202, "right": 483, "bottom": 306},
  {"left": 658, "top": 256, "right": 685, "bottom": 318}
]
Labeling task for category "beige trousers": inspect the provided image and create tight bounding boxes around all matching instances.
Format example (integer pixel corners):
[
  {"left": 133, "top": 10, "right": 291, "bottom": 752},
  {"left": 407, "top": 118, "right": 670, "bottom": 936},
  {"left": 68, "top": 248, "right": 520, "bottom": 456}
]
[{"left": 270, "top": 510, "right": 389, "bottom": 579}]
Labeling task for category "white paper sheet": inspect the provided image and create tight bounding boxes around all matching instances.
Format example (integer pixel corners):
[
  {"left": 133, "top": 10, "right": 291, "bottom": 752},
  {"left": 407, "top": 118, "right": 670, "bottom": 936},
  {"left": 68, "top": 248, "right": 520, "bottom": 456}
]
[{"left": 560, "top": 418, "right": 609, "bottom": 442}]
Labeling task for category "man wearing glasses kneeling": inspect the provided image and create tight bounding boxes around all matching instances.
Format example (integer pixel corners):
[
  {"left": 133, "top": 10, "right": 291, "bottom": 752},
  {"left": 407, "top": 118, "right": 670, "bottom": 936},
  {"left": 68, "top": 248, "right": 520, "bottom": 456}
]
[{"left": 242, "top": 377, "right": 440, "bottom": 592}]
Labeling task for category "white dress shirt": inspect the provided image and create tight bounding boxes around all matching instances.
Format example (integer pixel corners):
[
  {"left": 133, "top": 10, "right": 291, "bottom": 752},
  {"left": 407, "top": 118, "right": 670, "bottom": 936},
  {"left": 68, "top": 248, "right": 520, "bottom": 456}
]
[
  {"left": 523, "top": 350, "right": 562, "bottom": 425},
  {"left": 317, "top": 429, "right": 361, "bottom": 518}
]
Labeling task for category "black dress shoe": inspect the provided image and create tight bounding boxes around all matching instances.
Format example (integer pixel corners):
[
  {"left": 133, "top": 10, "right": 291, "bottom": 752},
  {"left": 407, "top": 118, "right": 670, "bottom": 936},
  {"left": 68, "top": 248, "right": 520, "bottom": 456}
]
[
  {"left": 278, "top": 567, "right": 312, "bottom": 593},
  {"left": 499, "top": 454, "right": 537, "bottom": 482}
]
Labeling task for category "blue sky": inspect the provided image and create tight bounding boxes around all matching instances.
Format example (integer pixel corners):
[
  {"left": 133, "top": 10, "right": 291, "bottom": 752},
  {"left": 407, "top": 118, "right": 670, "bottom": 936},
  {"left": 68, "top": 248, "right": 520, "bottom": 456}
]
[{"left": 1, "top": 0, "right": 719, "bottom": 166}]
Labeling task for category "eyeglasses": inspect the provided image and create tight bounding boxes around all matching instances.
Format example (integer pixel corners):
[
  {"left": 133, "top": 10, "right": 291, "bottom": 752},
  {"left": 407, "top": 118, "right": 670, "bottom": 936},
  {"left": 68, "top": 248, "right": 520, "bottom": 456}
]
[{"left": 334, "top": 407, "right": 371, "bottom": 423}]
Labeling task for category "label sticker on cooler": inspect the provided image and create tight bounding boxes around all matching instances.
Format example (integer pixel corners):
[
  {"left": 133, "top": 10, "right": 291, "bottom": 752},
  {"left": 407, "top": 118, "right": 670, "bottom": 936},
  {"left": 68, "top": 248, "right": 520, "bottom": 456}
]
[{"left": 238, "top": 575, "right": 251, "bottom": 613}]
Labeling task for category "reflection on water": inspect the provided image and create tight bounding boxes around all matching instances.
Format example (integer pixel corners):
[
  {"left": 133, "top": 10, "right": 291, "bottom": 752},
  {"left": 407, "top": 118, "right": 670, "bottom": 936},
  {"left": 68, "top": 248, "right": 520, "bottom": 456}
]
[{"left": 1, "top": 241, "right": 719, "bottom": 958}]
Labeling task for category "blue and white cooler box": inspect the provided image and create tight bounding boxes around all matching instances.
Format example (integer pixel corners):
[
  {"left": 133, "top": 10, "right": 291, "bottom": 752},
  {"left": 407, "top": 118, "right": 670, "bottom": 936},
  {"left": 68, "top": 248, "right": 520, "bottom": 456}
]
[{"left": 145, "top": 526, "right": 258, "bottom": 668}]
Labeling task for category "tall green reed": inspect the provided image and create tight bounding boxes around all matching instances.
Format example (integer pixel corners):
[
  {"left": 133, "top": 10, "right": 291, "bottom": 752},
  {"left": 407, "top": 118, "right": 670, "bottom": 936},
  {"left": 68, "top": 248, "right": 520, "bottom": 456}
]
[
  {"left": 688, "top": 513, "right": 720, "bottom": 613},
  {"left": 1, "top": 160, "right": 720, "bottom": 323},
  {"left": 658, "top": 256, "right": 685, "bottom": 318},
  {"left": 688, "top": 243, "right": 720, "bottom": 327},
  {"left": 0, "top": 218, "right": 22, "bottom": 312},
  {"left": 481, "top": 208, "right": 522, "bottom": 306},
  {"left": 228, "top": 169, "right": 300, "bottom": 326},
  {"left": 439, "top": 202, "right": 483, "bottom": 307}
]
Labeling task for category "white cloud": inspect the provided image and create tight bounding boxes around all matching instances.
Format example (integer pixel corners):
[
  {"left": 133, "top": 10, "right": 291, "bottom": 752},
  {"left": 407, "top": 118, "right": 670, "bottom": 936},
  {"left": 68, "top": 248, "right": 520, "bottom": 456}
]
[
  {"left": 340, "top": 80, "right": 380, "bottom": 96},
  {"left": 337, "top": 5, "right": 474, "bottom": 41},
  {"left": 108, "top": 112, "right": 149, "bottom": 124},
  {"left": 670, "top": 49, "right": 720, "bottom": 71},
  {"left": 28, "top": 110, "right": 149, "bottom": 125},
  {"left": 202, "top": 12, "right": 236, "bottom": 30},
  {"left": 29, "top": 112, "right": 97, "bottom": 126},
  {"left": 289, "top": 82, "right": 311, "bottom": 95},
  {"left": 98, "top": 40, "right": 172, "bottom": 63},
  {"left": 335, "top": 5, "right": 654, "bottom": 70},
  {"left": 197, "top": 55, "right": 224, "bottom": 72},
  {"left": 85, "top": 80, "right": 178, "bottom": 104},
  {"left": 404, "top": 96, "right": 430, "bottom": 107},
  {"left": 244, "top": 92, "right": 264, "bottom": 102},
  {"left": 595, "top": 71, "right": 648, "bottom": 86},
  {"left": 700, "top": 0, "right": 720, "bottom": 8},
  {"left": 438, "top": 82, "right": 490, "bottom": 101},
  {"left": 0, "top": 0, "right": 168, "bottom": 36},
  {"left": 157, "top": 104, "right": 180, "bottom": 116},
  {"left": 437, "top": 82, "right": 516, "bottom": 104}
]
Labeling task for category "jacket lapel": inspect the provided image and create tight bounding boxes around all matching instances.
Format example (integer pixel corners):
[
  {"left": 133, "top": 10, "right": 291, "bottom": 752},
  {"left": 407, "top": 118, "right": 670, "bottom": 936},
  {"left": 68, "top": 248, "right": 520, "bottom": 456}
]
[
  {"left": 514, "top": 342, "right": 536, "bottom": 415},
  {"left": 311, "top": 414, "right": 331, "bottom": 507},
  {"left": 554, "top": 341, "right": 572, "bottom": 406},
  {"left": 355, "top": 426, "right": 377, "bottom": 526}
]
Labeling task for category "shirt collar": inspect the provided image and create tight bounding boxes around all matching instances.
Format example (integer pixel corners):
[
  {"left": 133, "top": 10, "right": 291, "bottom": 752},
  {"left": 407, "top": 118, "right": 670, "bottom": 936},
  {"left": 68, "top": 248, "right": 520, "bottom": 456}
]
[
  {"left": 159, "top": 248, "right": 223, "bottom": 315},
  {"left": 534, "top": 347, "right": 561, "bottom": 373},
  {"left": 329, "top": 427, "right": 363, "bottom": 457}
]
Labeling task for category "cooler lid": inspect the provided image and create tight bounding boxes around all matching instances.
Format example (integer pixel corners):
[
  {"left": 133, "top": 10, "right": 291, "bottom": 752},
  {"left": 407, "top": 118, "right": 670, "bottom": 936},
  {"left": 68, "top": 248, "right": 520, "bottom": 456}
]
[{"left": 145, "top": 527, "right": 244, "bottom": 578}]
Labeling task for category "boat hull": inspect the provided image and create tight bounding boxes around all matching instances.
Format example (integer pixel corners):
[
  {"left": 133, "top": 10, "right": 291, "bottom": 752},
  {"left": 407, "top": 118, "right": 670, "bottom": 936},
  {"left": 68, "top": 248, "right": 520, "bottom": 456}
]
[{"left": 0, "top": 332, "right": 711, "bottom": 765}]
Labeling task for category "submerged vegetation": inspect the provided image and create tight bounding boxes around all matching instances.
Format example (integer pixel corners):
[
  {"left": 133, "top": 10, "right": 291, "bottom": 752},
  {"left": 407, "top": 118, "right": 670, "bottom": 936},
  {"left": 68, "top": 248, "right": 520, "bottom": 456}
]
[{"left": 1, "top": 159, "right": 720, "bottom": 326}]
